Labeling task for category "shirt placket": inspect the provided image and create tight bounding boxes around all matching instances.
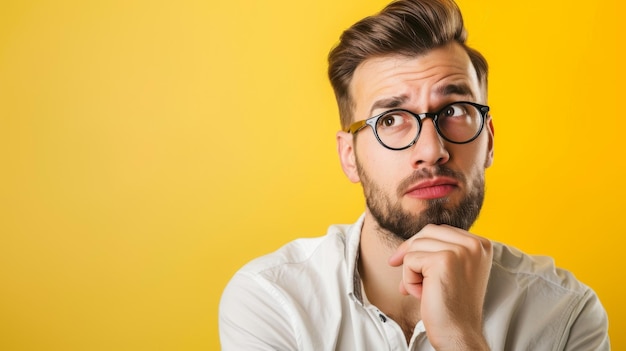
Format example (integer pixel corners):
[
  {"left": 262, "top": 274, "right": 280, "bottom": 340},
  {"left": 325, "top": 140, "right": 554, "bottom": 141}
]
[{"left": 364, "top": 305, "right": 409, "bottom": 350}]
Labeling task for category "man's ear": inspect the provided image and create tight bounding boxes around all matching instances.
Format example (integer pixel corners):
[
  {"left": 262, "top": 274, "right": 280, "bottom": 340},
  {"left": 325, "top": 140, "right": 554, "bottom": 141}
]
[
  {"left": 484, "top": 117, "right": 495, "bottom": 168},
  {"left": 336, "top": 131, "right": 360, "bottom": 183}
]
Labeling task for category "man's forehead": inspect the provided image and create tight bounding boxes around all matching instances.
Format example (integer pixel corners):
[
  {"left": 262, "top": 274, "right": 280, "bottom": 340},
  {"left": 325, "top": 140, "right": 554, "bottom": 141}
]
[
  {"left": 349, "top": 44, "right": 481, "bottom": 113},
  {"left": 352, "top": 44, "right": 476, "bottom": 87}
]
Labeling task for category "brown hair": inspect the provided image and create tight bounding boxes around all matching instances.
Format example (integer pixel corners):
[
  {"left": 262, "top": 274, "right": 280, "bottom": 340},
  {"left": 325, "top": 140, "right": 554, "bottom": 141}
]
[{"left": 328, "top": 0, "right": 488, "bottom": 130}]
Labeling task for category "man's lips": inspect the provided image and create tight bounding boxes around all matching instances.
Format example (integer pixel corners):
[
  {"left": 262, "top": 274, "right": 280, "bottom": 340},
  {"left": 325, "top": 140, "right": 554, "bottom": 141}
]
[{"left": 404, "top": 177, "right": 459, "bottom": 200}]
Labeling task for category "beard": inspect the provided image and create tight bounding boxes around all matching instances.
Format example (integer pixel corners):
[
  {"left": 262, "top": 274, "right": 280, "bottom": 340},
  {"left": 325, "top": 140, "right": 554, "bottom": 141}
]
[{"left": 357, "top": 162, "right": 485, "bottom": 242}]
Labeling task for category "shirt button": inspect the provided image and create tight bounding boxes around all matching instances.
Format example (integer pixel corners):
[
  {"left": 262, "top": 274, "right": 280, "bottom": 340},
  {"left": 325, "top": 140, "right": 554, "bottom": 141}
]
[{"left": 379, "top": 314, "right": 387, "bottom": 323}]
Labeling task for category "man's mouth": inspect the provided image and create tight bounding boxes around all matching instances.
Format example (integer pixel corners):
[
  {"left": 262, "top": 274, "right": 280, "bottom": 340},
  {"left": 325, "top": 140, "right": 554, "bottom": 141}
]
[{"left": 404, "top": 177, "right": 459, "bottom": 200}]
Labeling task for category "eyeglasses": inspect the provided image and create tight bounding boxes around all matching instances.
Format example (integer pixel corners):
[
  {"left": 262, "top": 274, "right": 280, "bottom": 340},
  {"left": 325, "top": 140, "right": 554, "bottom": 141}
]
[{"left": 344, "top": 101, "right": 489, "bottom": 151}]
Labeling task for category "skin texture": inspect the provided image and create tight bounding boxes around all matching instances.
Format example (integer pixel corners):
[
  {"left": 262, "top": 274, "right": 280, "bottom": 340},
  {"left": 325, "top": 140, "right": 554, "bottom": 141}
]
[{"left": 336, "top": 42, "right": 495, "bottom": 350}]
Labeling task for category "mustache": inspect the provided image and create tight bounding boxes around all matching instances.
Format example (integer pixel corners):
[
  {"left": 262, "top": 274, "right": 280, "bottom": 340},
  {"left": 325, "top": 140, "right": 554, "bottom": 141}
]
[{"left": 396, "top": 165, "right": 466, "bottom": 197}]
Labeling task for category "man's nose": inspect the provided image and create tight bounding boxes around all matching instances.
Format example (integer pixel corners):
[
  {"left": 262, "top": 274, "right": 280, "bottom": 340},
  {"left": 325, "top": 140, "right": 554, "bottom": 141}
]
[{"left": 410, "top": 119, "right": 450, "bottom": 168}]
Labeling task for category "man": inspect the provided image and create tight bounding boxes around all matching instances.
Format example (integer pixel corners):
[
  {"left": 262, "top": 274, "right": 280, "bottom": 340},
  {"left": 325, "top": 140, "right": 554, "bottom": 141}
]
[{"left": 219, "top": 0, "right": 609, "bottom": 349}]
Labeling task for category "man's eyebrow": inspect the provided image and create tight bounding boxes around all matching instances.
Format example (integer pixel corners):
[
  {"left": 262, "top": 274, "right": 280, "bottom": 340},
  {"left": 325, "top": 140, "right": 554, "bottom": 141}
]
[
  {"left": 367, "top": 84, "right": 475, "bottom": 116},
  {"left": 435, "top": 83, "right": 475, "bottom": 99},
  {"left": 369, "top": 95, "right": 408, "bottom": 116}
]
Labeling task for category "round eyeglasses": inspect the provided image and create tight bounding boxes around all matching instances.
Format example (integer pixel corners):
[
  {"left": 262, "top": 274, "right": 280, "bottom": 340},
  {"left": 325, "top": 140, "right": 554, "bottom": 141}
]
[{"left": 344, "top": 101, "right": 489, "bottom": 151}]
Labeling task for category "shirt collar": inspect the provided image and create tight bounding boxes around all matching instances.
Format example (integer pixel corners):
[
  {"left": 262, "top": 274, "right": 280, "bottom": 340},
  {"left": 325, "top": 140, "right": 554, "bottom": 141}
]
[{"left": 346, "top": 213, "right": 366, "bottom": 305}]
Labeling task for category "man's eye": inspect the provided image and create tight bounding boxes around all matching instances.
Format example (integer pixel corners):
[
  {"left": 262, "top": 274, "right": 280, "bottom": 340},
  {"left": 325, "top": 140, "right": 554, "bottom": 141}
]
[
  {"left": 378, "top": 114, "right": 405, "bottom": 128},
  {"left": 442, "top": 105, "right": 465, "bottom": 117}
]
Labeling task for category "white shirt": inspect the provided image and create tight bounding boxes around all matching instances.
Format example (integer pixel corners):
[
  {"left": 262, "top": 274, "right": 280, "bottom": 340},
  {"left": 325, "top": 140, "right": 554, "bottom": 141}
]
[{"left": 219, "top": 215, "right": 609, "bottom": 350}]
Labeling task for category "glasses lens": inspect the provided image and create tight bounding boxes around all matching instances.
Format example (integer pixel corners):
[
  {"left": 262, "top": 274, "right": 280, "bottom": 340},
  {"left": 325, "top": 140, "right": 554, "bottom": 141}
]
[
  {"left": 436, "top": 102, "right": 483, "bottom": 143},
  {"left": 375, "top": 110, "right": 419, "bottom": 149}
]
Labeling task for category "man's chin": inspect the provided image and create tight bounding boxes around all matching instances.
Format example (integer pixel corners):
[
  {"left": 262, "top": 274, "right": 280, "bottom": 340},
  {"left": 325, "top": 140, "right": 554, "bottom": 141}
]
[{"left": 402, "top": 195, "right": 456, "bottom": 212}]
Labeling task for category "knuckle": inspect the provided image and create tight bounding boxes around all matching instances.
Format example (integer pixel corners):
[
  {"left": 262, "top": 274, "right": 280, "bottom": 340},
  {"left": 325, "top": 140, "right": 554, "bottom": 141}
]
[
  {"left": 436, "top": 250, "right": 457, "bottom": 266},
  {"left": 482, "top": 238, "right": 493, "bottom": 250}
]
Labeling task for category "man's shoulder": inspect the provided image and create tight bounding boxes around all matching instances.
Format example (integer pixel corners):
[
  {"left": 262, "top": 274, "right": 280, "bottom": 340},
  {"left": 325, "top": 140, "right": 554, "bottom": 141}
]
[
  {"left": 491, "top": 241, "right": 590, "bottom": 295},
  {"left": 219, "top": 220, "right": 364, "bottom": 349},
  {"left": 486, "top": 242, "right": 609, "bottom": 349},
  {"left": 221, "top": 222, "right": 359, "bottom": 321},
  {"left": 236, "top": 223, "right": 355, "bottom": 280}
]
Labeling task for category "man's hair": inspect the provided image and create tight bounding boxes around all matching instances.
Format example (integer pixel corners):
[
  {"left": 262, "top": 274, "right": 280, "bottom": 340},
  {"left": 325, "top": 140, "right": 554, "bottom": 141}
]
[{"left": 328, "top": 0, "right": 488, "bottom": 130}]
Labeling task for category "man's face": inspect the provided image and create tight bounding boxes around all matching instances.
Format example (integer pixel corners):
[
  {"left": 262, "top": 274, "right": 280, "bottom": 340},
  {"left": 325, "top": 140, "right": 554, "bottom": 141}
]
[{"left": 337, "top": 42, "right": 494, "bottom": 241}]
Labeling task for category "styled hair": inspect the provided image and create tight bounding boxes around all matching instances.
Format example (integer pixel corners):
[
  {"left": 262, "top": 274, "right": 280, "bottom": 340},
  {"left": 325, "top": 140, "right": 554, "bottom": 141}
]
[{"left": 328, "top": 0, "right": 488, "bottom": 130}]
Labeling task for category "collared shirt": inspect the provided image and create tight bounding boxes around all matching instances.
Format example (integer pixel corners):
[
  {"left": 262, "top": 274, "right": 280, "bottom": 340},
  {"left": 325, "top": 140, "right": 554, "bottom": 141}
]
[{"left": 219, "top": 215, "right": 609, "bottom": 350}]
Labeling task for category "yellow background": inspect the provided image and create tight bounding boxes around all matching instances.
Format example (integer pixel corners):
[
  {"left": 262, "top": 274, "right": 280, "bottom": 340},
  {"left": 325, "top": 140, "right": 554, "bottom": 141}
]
[{"left": 0, "top": 0, "right": 623, "bottom": 349}]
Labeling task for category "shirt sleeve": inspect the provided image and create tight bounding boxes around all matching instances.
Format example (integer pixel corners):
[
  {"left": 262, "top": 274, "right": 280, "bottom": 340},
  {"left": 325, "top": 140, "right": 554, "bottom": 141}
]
[
  {"left": 219, "top": 271, "right": 299, "bottom": 350},
  {"left": 561, "top": 288, "right": 610, "bottom": 350}
]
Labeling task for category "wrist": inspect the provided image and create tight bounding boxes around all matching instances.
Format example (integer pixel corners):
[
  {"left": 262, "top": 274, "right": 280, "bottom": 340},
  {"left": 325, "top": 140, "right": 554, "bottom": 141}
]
[{"left": 432, "top": 329, "right": 489, "bottom": 351}]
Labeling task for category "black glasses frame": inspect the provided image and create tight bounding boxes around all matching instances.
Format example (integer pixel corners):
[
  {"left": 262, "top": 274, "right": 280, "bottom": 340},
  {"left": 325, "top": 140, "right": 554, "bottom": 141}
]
[{"left": 344, "top": 101, "right": 490, "bottom": 151}]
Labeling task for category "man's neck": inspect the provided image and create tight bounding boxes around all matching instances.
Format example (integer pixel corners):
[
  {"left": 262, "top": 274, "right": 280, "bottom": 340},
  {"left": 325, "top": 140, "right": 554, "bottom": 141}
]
[{"left": 358, "top": 213, "right": 421, "bottom": 337}]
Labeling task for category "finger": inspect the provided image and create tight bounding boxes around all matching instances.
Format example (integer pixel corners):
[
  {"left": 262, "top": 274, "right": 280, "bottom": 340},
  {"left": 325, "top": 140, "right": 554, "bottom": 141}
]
[
  {"left": 401, "top": 280, "right": 423, "bottom": 298},
  {"left": 389, "top": 224, "right": 463, "bottom": 266},
  {"left": 389, "top": 236, "right": 465, "bottom": 267},
  {"left": 388, "top": 240, "right": 409, "bottom": 266},
  {"left": 400, "top": 253, "right": 425, "bottom": 298},
  {"left": 398, "top": 279, "right": 422, "bottom": 297},
  {"left": 419, "top": 224, "right": 492, "bottom": 251}
]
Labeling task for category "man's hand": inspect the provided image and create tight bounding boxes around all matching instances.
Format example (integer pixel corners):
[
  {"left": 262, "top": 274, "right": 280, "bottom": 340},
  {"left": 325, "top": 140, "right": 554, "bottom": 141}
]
[{"left": 388, "top": 224, "right": 492, "bottom": 350}]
